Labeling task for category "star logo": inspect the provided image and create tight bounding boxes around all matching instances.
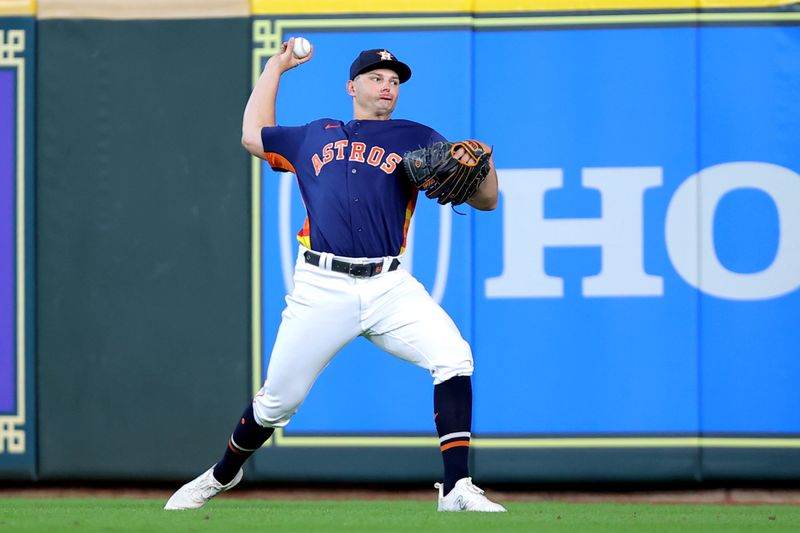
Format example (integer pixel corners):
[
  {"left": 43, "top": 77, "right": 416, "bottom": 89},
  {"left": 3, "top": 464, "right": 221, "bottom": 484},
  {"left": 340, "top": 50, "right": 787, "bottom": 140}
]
[{"left": 378, "top": 50, "right": 393, "bottom": 61}]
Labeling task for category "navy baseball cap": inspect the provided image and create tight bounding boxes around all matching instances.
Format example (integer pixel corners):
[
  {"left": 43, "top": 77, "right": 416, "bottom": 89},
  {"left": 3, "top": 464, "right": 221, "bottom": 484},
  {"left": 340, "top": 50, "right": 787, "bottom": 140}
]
[{"left": 349, "top": 49, "right": 412, "bottom": 83}]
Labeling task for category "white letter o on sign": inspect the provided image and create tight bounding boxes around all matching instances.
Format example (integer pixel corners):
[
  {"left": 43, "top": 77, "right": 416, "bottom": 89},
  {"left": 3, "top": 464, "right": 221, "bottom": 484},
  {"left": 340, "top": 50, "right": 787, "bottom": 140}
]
[{"left": 665, "top": 162, "right": 800, "bottom": 300}]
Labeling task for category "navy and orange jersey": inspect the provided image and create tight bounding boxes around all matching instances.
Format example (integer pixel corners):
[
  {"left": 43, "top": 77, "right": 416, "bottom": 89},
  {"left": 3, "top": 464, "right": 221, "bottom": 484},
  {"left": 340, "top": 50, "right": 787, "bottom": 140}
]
[{"left": 261, "top": 118, "right": 445, "bottom": 258}]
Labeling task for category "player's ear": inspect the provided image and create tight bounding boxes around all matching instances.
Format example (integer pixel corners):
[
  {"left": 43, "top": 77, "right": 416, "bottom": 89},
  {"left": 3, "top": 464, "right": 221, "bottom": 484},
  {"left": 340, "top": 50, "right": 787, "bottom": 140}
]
[{"left": 346, "top": 79, "right": 356, "bottom": 97}]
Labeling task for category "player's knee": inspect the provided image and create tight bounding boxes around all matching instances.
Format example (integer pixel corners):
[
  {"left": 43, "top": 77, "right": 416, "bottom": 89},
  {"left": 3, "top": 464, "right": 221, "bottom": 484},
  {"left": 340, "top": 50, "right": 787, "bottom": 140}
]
[
  {"left": 431, "top": 343, "right": 474, "bottom": 385},
  {"left": 252, "top": 387, "right": 303, "bottom": 428},
  {"left": 252, "top": 399, "right": 296, "bottom": 428},
  {"left": 433, "top": 362, "right": 474, "bottom": 384}
]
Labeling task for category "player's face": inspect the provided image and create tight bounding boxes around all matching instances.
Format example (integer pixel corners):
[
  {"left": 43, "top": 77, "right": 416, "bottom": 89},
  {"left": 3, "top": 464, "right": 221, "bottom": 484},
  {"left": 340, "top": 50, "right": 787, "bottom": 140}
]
[{"left": 348, "top": 68, "right": 400, "bottom": 120}]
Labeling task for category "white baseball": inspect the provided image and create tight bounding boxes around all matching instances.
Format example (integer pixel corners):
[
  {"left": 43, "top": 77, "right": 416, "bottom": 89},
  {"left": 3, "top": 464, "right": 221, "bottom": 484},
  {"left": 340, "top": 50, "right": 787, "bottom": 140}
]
[{"left": 292, "top": 37, "right": 311, "bottom": 59}]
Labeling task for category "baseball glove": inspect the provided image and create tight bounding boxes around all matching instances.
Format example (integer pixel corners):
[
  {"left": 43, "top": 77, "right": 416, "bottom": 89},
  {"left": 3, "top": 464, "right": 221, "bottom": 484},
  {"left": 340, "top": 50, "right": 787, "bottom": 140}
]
[{"left": 402, "top": 140, "right": 492, "bottom": 206}]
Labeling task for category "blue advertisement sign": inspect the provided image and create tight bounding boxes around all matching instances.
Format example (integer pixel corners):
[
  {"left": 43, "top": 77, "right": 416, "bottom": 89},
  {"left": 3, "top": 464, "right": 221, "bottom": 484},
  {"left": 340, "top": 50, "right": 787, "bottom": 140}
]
[
  {"left": 254, "top": 20, "right": 800, "bottom": 445},
  {"left": 0, "top": 56, "right": 14, "bottom": 417},
  {"left": 0, "top": 20, "right": 35, "bottom": 476}
]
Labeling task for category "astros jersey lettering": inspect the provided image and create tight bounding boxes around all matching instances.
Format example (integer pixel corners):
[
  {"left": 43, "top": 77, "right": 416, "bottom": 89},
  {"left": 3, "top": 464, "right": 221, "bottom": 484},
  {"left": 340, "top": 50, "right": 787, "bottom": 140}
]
[{"left": 261, "top": 118, "right": 445, "bottom": 257}]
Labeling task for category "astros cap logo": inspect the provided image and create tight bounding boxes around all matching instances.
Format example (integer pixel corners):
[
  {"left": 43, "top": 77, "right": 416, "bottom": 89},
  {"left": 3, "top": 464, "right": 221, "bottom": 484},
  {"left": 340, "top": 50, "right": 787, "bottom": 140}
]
[{"left": 349, "top": 48, "right": 412, "bottom": 83}]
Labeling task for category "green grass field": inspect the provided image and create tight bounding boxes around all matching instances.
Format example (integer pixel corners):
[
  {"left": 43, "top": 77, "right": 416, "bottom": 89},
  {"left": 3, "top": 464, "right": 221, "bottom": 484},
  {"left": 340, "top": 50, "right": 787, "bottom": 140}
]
[{"left": 1, "top": 498, "right": 798, "bottom": 532}]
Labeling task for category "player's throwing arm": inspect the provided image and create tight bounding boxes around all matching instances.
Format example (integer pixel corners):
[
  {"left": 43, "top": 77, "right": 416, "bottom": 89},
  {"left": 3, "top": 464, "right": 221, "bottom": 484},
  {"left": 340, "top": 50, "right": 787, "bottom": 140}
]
[{"left": 242, "top": 37, "right": 315, "bottom": 152}]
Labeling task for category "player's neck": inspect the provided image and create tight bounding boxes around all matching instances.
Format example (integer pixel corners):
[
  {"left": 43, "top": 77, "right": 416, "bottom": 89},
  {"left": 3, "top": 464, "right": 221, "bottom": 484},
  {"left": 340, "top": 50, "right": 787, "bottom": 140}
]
[
  {"left": 353, "top": 113, "right": 392, "bottom": 121},
  {"left": 353, "top": 106, "right": 392, "bottom": 121}
]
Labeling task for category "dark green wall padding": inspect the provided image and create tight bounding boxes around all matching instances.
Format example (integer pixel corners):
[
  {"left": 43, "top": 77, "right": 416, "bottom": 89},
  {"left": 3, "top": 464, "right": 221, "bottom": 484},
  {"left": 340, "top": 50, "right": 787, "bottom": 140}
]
[{"left": 36, "top": 18, "right": 252, "bottom": 480}]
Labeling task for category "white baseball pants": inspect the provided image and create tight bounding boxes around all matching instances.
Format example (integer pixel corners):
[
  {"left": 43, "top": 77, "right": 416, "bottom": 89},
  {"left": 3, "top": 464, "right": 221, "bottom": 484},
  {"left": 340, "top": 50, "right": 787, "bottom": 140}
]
[{"left": 252, "top": 247, "right": 473, "bottom": 428}]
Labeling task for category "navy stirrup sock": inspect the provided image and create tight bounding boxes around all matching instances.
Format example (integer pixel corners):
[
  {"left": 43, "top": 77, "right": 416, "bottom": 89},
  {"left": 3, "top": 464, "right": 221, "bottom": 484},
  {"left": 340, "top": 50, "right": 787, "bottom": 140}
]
[
  {"left": 213, "top": 403, "right": 274, "bottom": 485},
  {"left": 434, "top": 375, "right": 473, "bottom": 495}
]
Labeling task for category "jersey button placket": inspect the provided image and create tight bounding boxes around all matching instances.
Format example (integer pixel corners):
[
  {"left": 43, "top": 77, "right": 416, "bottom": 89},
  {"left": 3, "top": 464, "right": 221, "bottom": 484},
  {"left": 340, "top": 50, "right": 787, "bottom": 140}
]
[
  {"left": 343, "top": 122, "right": 360, "bottom": 254},
  {"left": 351, "top": 165, "right": 361, "bottom": 234}
]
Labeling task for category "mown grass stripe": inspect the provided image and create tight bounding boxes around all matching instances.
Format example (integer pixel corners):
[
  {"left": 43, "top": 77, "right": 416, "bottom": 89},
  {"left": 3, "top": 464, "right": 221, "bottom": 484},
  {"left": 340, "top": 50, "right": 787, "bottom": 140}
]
[{"left": 1, "top": 498, "right": 798, "bottom": 533}]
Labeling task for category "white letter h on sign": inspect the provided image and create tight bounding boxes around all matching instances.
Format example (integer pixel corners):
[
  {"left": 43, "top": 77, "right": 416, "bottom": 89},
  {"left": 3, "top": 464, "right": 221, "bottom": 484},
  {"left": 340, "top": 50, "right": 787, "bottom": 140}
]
[{"left": 486, "top": 168, "right": 664, "bottom": 298}]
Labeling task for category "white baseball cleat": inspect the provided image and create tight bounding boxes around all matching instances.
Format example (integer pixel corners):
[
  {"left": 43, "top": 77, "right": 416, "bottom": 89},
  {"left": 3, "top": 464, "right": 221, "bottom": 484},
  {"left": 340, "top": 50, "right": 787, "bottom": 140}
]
[
  {"left": 435, "top": 477, "right": 507, "bottom": 512},
  {"left": 164, "top": 465, "right": 243, "bottom": 510}
]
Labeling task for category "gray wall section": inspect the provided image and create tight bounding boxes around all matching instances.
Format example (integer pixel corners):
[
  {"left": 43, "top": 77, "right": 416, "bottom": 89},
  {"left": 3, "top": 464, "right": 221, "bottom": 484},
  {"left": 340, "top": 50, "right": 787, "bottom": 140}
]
[
  {"left": 36, "top": 18, "right": 252, "bottom": 480},
  {"left": 248, "top": 445, "right": 800, "bottom": 485},
  {"left": 252, "top": 446, "right": 444, "bottom": 483},
  {"left": 472, "top": 448, "right": 702, "bottom": 485}
]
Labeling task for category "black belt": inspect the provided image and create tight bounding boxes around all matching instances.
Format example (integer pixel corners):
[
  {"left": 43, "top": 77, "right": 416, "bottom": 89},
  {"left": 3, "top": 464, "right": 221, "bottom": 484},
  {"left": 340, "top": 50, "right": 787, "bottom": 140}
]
[{"left": 303, "top": 250, "right": 400, "bottom": 278}]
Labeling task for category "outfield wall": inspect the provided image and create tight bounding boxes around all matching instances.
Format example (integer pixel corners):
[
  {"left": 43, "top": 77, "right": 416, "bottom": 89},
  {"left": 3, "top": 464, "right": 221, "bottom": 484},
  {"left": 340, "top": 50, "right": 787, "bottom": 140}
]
[
  {"left": 251, "top": 3, "right": 800, "bottom": 484},
  {"left": 0, "top": 0, "right": 798, "bottom": 484}
]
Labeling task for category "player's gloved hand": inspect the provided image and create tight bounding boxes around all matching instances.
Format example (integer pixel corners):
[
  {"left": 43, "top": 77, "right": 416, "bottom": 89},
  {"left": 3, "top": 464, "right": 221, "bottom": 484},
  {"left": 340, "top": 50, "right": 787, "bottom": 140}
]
[
  {"left": 451, "top": 141, "right": 490, "bottom": 165},
  {"left": 402, "top": 140, "right": 493, "bottom": 206}
]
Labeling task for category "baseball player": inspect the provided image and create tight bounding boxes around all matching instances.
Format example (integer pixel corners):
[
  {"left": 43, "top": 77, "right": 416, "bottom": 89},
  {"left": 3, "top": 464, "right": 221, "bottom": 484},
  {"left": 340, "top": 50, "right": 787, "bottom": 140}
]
[{"left": 165, "top": 40, "right": 505, "bottom": 513}]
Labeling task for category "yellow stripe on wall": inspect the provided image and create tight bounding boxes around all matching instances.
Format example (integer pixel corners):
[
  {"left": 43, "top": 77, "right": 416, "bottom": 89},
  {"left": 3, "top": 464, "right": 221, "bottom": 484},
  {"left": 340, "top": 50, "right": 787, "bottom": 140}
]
[
  {"left": 0, "top": 0, "right": 36, "bottom": 16},
  {"left": 251, "top": 0, "right": 796, "bottom": 15},
  {"left": 1, "top": 0, "right": 795, "bottom": 18},
  {"left": 475, "top": 0, "right": 796, "bottom": 10},
  {"left": 253, "top": 0, "right": 469, "bottom": 15}
]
